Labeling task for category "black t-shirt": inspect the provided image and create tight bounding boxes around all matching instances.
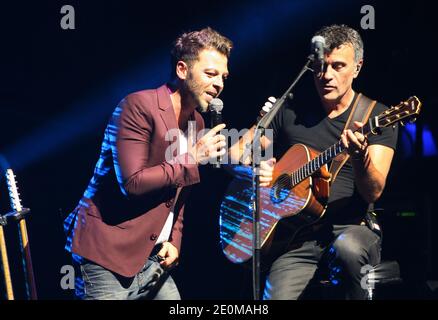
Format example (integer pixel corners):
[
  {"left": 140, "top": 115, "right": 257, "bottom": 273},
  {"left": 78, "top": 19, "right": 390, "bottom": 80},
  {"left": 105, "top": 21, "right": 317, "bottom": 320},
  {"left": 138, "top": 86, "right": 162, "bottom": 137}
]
[{"left": 269, "top": 93, "right": 398, "bottom": 224}]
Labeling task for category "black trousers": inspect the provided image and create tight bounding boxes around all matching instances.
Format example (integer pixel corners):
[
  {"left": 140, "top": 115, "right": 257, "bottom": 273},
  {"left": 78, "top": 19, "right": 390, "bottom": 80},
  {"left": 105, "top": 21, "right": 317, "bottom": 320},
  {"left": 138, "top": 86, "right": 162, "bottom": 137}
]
[{"left": 263, "top": 224, "right": 381, "bottom": 300}]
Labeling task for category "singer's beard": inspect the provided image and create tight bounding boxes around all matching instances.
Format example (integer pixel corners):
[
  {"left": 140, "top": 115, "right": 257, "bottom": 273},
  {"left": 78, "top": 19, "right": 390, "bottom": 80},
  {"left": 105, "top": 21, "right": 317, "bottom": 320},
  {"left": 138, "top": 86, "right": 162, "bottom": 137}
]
[{"left": 182, "top": 72, "right": 209, "bottom": 113}]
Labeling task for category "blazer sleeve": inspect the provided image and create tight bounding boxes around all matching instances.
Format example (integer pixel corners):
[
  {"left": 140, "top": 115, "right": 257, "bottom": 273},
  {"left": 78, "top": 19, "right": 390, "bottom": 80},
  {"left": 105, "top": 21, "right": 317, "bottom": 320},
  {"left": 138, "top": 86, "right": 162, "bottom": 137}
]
[{"left": 109, "top": 93, "right": 201, "bottom": 197}]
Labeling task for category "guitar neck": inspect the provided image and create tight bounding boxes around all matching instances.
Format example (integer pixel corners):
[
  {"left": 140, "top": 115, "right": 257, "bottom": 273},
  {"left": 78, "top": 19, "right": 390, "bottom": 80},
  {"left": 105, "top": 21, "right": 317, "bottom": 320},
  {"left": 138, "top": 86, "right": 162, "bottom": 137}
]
[
  {"left": 6, "top": 169, "right": 23, "bottom": 211},
  {"left": 290, "top": 119, "right": 377, "bottom": 185}
]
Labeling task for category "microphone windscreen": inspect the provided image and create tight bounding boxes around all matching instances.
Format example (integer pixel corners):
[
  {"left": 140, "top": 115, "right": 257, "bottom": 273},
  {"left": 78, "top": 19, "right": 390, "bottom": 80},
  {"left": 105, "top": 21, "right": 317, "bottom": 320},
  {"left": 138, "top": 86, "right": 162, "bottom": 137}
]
[
  {"left": 311, "top": 35, "right": 326, "bottom": 46},
  {"left": 209, "top": 98, "right": 224, "bottom": 113},
  {"left": 311, "top": 36, "right": 326, "bottom": 56}
]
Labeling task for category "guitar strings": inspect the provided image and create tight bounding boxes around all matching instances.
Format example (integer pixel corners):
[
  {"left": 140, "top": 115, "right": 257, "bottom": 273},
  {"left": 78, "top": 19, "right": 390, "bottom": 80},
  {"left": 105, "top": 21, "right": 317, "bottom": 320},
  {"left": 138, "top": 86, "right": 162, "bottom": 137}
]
[{"left": 266, "top": 103, "right": 408, "bottom": 191}]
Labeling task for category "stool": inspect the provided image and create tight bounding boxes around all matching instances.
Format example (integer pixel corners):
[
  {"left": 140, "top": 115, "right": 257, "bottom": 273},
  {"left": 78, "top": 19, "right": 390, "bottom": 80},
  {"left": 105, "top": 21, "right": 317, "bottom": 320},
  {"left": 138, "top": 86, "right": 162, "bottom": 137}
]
[{"left": 315, "top": 260, "right": 402, "bottom": 300}]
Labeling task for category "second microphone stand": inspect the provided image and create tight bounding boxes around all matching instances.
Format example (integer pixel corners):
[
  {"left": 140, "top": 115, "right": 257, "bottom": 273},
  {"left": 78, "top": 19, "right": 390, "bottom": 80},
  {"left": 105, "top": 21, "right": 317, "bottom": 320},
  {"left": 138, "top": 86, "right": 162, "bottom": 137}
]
[{"left": 251, "top": 54, "right": 315, "bottom": 300}]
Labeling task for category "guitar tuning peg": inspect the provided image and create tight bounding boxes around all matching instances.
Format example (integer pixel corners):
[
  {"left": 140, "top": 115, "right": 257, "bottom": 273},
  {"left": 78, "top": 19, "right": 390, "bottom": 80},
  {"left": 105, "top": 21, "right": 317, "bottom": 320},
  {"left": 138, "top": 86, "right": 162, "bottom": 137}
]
[
  {"left": 400, "top": 121, "right": 405, "bottom": 127},
  {"left": 409, "top": 117, "right": 417, "bottom": 123}
]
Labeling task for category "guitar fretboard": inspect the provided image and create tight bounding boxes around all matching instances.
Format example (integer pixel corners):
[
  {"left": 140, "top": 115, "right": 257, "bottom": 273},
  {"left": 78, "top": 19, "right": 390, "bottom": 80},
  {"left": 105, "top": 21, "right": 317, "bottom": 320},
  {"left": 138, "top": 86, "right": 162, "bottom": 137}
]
[{"left": 290, "top": 121, "right": 375, "bottom": 186}]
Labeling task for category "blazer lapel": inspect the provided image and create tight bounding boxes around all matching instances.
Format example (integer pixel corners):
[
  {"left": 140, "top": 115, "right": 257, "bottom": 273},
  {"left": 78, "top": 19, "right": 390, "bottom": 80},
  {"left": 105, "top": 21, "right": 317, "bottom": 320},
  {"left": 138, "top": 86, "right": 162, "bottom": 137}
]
[{"left": 157, "top": 84, "right": 178, "bottom": 133}]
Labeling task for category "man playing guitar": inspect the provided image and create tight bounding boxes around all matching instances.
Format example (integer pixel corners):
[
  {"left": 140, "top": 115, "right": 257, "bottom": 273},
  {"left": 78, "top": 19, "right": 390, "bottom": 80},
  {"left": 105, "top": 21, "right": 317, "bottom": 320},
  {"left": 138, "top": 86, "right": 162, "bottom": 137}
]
[{"left": 228, "top": 24, "right": 398, "bottom": 300}]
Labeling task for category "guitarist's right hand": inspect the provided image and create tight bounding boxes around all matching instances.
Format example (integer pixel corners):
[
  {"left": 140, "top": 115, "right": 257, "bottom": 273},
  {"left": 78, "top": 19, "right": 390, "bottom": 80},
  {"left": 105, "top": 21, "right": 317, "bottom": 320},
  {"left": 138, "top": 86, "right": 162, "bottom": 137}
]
[{"left": 259, "top": 157, "right": 276, "bottom": 187}]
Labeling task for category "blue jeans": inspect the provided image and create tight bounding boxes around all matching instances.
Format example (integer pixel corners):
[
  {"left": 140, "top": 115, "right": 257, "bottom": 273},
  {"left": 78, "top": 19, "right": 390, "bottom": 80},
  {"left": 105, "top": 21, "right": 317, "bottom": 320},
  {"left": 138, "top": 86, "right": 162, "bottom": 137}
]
[{"left": 74, "top": 254, "right": 181, "bottom": 300}]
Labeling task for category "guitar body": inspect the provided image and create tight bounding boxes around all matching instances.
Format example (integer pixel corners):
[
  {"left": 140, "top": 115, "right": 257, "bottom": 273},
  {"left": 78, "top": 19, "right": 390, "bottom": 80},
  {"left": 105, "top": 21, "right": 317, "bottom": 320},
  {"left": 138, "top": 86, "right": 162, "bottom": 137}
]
[{"left": 220, "top": 144, "right": 330, "bottom": 264}]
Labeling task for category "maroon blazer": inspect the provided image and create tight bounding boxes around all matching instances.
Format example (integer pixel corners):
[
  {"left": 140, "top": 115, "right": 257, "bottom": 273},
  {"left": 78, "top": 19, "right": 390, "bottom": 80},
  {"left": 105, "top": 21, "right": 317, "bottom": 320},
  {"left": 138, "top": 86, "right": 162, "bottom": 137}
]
[{"left": 64, "top": 84, "right": 205, "bottom": 277}]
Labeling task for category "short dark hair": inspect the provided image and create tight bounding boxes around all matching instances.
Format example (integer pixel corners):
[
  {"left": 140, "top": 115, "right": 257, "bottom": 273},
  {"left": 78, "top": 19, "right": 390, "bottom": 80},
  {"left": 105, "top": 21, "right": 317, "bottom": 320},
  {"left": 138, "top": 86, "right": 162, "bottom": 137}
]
[
  {"left": 315, "top": 24, "right": 364, "bottom": 62},
  {"left": 170, "top": 27, "right": 233, "bottom": 77}
]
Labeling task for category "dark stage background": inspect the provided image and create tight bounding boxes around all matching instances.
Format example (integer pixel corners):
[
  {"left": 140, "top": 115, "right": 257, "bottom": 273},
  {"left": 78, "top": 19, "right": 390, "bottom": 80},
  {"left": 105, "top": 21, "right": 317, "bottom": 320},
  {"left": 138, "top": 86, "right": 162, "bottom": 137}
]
[{"left": 1, "top": 0, "right": 437, "bottom": 299}]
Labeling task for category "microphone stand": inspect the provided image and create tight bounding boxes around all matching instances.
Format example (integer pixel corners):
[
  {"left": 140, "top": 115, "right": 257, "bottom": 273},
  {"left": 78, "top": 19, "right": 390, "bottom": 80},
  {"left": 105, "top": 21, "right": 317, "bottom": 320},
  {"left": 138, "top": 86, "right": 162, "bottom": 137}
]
[{"left": 251, "top": 54, "right": 315, "bottom": 300}]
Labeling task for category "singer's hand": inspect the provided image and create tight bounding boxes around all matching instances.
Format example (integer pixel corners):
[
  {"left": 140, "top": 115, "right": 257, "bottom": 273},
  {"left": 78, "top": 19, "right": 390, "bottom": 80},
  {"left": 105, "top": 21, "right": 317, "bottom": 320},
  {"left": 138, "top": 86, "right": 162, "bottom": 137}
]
[
  {"left": 192, "top": 123, "right": 227, "bottom": 165},
  {"left": 258, "top": 157, "right": 276, "bottom": 187},
  {"left": 157, "top": 242, "right": 179, "bottom": 270}
]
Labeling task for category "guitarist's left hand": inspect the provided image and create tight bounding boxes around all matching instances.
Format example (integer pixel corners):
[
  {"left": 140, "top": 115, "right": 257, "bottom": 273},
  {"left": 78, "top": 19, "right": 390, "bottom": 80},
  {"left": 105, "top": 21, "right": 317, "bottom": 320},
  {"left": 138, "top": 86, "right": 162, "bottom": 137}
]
[
  {"left": 258, "top": 157, "right": 276, "bottom": 187},
  {"left": 341, "top": 121, "right": 369, "bottom": 160}
]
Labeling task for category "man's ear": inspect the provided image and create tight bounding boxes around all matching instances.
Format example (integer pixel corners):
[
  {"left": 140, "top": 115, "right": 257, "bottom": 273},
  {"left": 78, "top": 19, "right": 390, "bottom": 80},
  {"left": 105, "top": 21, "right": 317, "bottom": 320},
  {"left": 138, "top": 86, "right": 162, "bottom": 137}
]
[
  {"left": 354, "top": 60, "right": 363, "bottom": 78},
  {"left": 176, "top": 61, "right": 189, "bottom": 80}
]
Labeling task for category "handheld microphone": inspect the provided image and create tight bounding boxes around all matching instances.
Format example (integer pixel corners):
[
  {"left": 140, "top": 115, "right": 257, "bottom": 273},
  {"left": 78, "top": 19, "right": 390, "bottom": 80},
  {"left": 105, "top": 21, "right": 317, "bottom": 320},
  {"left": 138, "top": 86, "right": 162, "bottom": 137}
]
[
  {"left": 208, "top": 98, "right": 224, "bottom": 169},
  {"left": 311, "top": 35, "right": 326, "bottom": 73}
]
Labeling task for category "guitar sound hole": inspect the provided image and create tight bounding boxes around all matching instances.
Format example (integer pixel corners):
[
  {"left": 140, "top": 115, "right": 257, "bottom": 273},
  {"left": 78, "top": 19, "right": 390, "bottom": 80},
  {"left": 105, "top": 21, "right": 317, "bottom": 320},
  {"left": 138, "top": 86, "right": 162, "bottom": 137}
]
[{"left": 270, "top": 174, "right": 291, "bottom": 203}]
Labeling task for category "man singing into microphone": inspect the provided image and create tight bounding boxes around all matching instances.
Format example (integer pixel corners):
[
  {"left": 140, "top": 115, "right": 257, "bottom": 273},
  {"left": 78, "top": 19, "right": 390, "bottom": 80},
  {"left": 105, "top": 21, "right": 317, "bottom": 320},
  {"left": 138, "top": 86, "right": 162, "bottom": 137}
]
[
  {"left": 229, "top": 24, "right": 398, "bottom": 299},
  {"left": 64, "top": 27, "right": 231, "bottom": 300}
]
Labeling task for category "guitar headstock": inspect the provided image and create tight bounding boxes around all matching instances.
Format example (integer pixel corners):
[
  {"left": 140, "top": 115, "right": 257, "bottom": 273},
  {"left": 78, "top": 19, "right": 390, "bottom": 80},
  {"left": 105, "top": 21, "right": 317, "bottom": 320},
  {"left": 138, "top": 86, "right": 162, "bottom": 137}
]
[
  {"left": 378, "top": 96, "right": 422, "bottom": 128},
  {"left": 5, "top": 169, "right": 23, "bottom": 212}
]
